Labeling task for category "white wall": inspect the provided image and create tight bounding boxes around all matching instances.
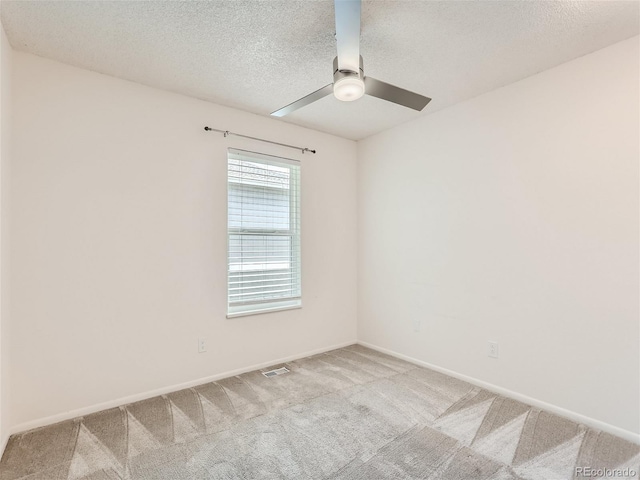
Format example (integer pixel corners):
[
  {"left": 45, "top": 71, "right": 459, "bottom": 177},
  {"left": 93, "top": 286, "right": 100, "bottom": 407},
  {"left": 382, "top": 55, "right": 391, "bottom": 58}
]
[
  {"left": 10, "top": 52, "right": 358, "bottom": 428},
  {"left": 358, "top": 37, "right": 639, "bottom": 435},
  {"left": 0, "top": 21, "right": 12, "bottom": 450}
]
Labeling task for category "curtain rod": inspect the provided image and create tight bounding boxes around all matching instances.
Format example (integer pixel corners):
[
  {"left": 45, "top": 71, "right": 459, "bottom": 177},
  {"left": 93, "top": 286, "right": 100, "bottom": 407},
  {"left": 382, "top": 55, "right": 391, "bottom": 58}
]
[{"left": 204, "top": 126, "right": 316, "bottom": 154}]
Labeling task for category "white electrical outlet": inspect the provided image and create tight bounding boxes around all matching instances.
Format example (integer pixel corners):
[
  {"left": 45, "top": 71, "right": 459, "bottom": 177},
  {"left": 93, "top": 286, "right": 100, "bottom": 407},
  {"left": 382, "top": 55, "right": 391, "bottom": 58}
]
[
  {"left": 412, "top": 318, "right": 422, "bottom": 333},
  {"left": 198, "top": 337, "right": 207, "bottom": 353},
  {"left": 488, "top": 341, "right": 499, "bottom": 358}
]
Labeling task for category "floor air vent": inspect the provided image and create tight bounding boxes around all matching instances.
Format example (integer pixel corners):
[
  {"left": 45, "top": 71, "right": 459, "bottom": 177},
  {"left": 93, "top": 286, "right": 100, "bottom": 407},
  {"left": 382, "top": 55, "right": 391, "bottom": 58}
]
[{"left": 262, "top": 367, "right": 289, "bottom": 378}]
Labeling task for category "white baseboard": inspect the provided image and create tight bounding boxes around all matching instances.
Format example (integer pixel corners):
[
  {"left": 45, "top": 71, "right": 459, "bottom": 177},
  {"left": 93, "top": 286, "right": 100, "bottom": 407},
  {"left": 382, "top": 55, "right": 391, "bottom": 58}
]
[
  {"left": 7, "top": 338, "right": 638, "bottom": 450},
  {"left": 0, "top": 432, "right": 8, "bottom": 458},
  {"left": 358, "top": 340, "right": 640, "bottom": 445},
  {"left": 8, "top": 339, "right": 357, "bottom": 438}
]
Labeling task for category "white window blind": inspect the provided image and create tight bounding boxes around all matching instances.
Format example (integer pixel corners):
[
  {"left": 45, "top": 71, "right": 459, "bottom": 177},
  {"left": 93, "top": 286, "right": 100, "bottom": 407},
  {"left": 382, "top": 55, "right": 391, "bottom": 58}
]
[{"left": 227, "top": 149, "right": 301, "bottom": 317}]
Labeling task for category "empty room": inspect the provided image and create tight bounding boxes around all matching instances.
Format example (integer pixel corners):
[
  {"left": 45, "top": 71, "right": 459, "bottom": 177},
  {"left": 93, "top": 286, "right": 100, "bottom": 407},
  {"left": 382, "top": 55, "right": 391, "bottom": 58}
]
[{"left": 0, "top": 0, "right": 638, "bottom": 479}]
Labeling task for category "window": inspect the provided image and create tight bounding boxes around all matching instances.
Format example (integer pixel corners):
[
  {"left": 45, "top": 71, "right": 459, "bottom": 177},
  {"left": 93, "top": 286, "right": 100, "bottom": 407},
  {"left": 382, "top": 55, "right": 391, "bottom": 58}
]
[{"left": 227, "top": 149, "right": 301, "bottom": 317}]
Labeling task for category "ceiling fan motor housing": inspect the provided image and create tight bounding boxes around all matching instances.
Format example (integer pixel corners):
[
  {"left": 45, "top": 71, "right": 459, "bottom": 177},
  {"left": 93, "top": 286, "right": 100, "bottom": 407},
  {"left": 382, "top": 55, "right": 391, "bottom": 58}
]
[
  {"left": 333, "top": 55, "right": 365, "bottom": 101},
  {"left": 333, "top": 55, "right": 364, "bottom": 82}
]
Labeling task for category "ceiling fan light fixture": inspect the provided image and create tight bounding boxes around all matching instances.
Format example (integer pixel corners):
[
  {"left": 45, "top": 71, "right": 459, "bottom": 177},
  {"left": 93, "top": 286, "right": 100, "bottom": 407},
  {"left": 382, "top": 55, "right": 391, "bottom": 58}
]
[{"left": 333, "top": 76, "right": 365, "bottom": 102}]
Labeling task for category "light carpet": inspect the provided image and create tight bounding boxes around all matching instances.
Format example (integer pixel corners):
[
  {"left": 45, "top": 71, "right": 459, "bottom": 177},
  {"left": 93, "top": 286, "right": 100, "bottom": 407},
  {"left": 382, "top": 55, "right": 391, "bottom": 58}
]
[{"left": 0, "top": 345, "right": 638, "bottom": 479}]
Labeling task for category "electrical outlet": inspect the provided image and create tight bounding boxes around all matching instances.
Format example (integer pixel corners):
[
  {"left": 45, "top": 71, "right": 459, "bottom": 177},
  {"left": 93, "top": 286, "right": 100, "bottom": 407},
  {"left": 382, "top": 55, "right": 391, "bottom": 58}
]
[
  {"left": 198, "top": 337, "right": 207, "bottom": 353},
  {"left": 488, "top": 341, "right": 499, "bottom": 358},
  {"left": 412, "top": 318, "right": 422, "bottom": 333}
]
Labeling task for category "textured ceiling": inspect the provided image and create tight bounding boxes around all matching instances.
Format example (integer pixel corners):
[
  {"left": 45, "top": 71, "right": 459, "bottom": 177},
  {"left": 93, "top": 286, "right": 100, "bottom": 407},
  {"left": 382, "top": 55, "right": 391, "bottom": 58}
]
[{"left": 1, "top": 0, "right": 638, "bottom": 140}]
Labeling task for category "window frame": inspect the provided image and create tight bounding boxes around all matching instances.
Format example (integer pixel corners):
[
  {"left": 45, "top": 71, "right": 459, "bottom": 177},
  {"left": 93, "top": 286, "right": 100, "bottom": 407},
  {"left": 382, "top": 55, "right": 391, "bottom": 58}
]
[{"left": 226, "top": 148, "right": 302, "bottom": 318}]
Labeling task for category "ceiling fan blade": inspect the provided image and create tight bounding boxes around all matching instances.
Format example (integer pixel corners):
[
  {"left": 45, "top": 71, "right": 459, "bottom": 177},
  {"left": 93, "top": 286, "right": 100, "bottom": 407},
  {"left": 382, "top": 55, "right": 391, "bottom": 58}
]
[
  {"left": 334, "top": 0, "right": 361, "bottom": 72},
  {"left": 364, "top": 77, "right": 431, "bottom": 111},
  {"left": 270, "top": 84, "right": 334, "bottom": 117}
]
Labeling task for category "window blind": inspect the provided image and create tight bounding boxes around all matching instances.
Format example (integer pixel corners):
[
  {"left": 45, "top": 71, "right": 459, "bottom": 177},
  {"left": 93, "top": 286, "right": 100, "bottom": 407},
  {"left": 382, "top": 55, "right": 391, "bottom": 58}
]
[{"left": 227, "top": 149, "right": 301, "bottom": 316}]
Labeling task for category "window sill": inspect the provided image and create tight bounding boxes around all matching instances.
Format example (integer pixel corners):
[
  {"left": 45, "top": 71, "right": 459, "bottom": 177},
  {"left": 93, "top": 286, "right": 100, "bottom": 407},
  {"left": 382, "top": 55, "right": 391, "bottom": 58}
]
[{"left": 227, "top": 303, "right": 302, "bottom": 319}]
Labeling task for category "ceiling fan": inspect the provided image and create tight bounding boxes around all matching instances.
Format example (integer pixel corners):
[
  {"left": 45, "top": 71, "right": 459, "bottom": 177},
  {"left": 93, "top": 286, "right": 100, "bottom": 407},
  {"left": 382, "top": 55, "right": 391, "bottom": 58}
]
[{"left": 271, "top": 0, "right": 431, "bottom": 117}]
